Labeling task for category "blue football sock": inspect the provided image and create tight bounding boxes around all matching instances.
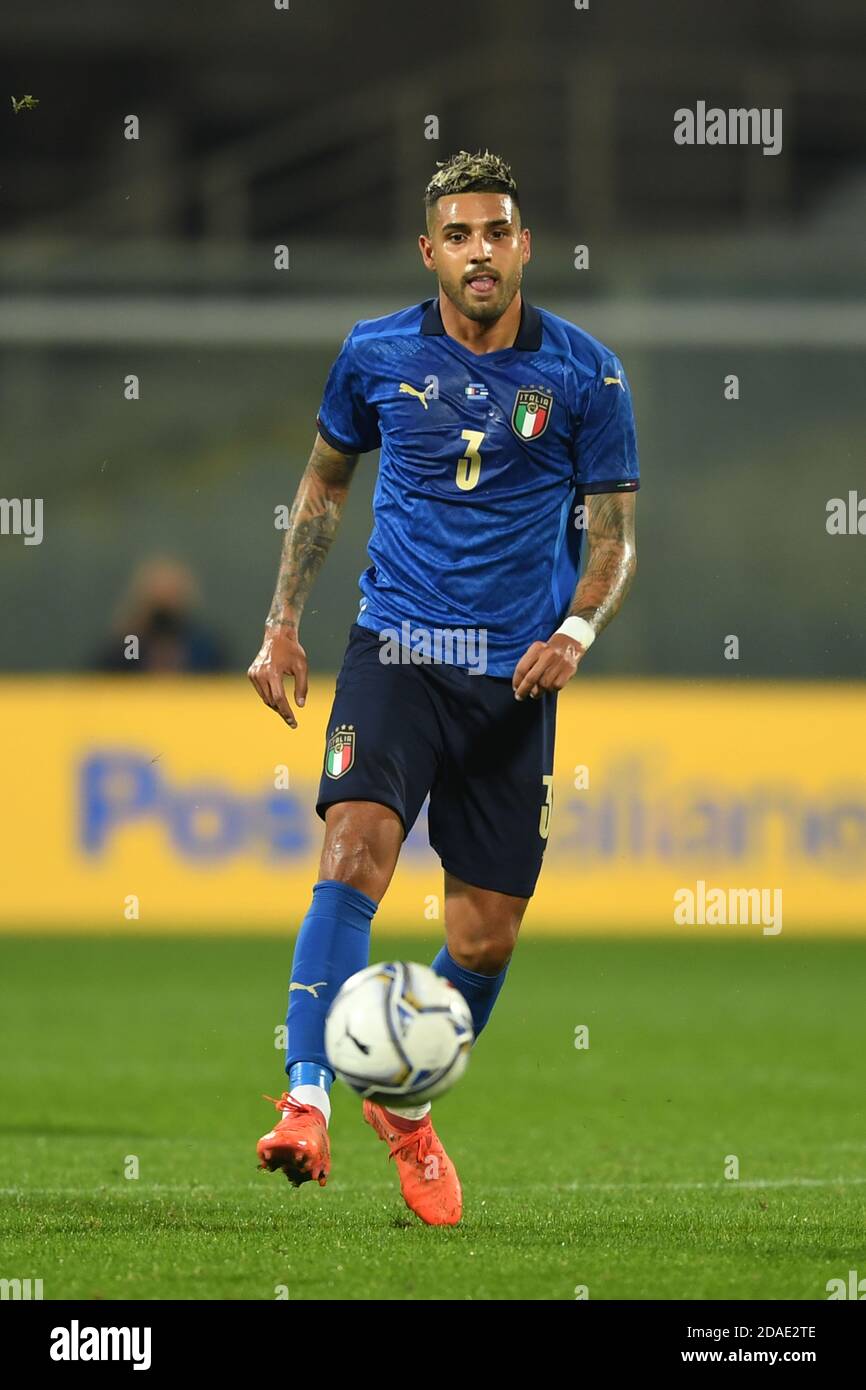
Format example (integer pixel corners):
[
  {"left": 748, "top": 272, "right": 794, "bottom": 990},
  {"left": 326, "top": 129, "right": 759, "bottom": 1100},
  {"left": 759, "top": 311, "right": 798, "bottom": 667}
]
[
  {"left": 288, "top": 1061, "right": 334, "bottom": 1092},
  {"left": 285, "top": 879, "right": 377, "bottom": 1078},
  {"left": 430, "top": 945, "right": 509, "bottom": 1041}
]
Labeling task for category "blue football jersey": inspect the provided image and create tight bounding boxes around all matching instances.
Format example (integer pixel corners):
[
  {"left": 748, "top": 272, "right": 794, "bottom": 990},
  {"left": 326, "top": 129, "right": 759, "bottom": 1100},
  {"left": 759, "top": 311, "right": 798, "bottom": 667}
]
[{"left": 316, "top": 297, "right": 639, "bottom": 676}]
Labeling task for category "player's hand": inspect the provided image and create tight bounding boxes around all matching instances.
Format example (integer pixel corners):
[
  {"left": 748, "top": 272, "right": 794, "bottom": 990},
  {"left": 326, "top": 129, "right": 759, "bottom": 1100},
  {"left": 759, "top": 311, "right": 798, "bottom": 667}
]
[
  {"left": 247, "top": 627, "right": 308, "bottom": 728},
  {"left": 512, "top": 633, "right": 587, "bottom": 701}
]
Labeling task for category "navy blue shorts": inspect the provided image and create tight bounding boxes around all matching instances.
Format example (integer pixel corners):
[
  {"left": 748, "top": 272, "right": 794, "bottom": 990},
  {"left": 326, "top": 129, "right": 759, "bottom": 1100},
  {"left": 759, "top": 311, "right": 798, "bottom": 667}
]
[{"left": 316, "top": 623, "right": 557, "bottom": 898}]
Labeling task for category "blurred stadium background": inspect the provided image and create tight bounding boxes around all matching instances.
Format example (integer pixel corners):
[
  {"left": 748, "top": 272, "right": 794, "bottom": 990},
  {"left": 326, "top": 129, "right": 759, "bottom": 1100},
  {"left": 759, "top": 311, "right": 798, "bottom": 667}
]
[
  {"left": 2, "top": 0, "right": 866, "bottom": 1306},
  {"left": 1, "top": 0, "right": 863, "bottom": 932}
]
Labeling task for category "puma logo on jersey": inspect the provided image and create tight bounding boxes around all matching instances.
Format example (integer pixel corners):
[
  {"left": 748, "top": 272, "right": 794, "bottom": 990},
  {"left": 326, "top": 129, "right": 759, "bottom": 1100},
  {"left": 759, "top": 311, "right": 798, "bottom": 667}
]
[
  {"left": 399, "top": 381, "right": 431, "bottom": 409},
  {"left": 603, "top": 375, "right": 625, "bottom": 390},
  {"left": 289, "top": 980, "right": 327, "bottom": 998}
]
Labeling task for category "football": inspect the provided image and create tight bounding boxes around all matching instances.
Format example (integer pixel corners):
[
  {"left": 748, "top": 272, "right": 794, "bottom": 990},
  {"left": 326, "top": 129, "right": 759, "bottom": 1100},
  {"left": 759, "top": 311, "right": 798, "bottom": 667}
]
[{"left": 324, "top": 961, "right": 474, "bottom": 1105}]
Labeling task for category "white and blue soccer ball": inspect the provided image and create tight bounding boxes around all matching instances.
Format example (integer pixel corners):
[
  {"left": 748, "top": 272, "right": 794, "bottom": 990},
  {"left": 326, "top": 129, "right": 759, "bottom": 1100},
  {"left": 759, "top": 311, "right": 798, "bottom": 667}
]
[{"left": 325, "top": 961, "right": 474, "bottom": 1105}]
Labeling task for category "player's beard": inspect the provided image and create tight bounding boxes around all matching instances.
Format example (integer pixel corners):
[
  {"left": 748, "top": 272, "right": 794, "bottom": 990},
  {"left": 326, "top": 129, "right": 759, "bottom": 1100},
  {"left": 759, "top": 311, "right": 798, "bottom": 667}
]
[{"left": 442, "top": 262, "right": 523, "bottom": 326}]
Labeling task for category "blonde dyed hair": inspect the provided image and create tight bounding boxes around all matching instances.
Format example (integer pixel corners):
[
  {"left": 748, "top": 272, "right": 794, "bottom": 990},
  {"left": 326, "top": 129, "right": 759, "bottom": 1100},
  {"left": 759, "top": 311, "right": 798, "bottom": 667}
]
[{"left": 424, "top": 149, "right": 520, "bottom": 224}]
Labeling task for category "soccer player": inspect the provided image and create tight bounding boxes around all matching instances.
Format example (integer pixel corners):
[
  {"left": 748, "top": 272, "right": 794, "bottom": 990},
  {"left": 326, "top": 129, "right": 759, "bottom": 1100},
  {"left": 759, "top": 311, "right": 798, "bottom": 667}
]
[{"left": 249, "top": 150, "right": 638, "bottom": 1226}]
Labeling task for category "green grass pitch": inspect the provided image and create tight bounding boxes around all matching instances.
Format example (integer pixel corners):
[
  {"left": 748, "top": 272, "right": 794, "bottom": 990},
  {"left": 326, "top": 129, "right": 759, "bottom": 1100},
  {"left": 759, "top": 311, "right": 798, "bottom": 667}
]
[{"left": 1, "top": 934, "right": 864, "bottom": 1301}]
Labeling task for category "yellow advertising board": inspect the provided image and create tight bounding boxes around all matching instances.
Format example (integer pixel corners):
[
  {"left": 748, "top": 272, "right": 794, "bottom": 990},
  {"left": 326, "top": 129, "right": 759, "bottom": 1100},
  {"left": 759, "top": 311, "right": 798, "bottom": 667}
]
[{"left": 1, "top": 678, "right": 863, "bottom": 933}]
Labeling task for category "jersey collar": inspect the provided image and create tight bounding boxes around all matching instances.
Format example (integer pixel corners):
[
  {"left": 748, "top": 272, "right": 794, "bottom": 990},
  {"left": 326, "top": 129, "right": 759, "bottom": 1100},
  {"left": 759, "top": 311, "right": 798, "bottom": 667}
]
[{"left": 420, "top": 295, "right": 542, "bottom": 351}]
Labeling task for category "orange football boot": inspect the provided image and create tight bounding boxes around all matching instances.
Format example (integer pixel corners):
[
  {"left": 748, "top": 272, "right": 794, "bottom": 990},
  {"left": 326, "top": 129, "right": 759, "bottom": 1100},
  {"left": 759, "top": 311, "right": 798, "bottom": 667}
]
[
  {"left": 257, "top": 1092, "right": 330, "bottom": 1188},
  {"left": 363, "top": 1100, "right": 462, "bottom": 1226}
]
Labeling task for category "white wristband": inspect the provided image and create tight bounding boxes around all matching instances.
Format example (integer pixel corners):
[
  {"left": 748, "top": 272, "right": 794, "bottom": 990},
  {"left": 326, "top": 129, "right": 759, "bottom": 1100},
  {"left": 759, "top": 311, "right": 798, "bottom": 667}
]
[{"left": 555, "top": 616, "right": 596, "bottom": 650}]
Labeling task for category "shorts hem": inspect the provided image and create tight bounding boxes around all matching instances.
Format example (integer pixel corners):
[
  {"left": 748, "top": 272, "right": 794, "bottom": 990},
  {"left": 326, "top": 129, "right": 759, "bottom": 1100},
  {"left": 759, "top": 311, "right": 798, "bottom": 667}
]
[
  {"left": 438, "top": 854, "right": 541, "bottom": 901},
  {"left": 316, "top": 793, "right": 408, "bottom": 840}
]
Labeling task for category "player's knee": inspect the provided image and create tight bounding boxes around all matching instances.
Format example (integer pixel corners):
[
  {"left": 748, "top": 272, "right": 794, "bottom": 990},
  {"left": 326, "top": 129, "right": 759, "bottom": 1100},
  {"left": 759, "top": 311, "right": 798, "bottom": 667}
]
[
  {"left": 452, "top": 929, "right": 518, "bottom": 975},
  {"left": 319, "top": 836, "right": 390, "bottom": 901},
  {"left": 319, "top": 803, "right": 401, "bottom": 902}
]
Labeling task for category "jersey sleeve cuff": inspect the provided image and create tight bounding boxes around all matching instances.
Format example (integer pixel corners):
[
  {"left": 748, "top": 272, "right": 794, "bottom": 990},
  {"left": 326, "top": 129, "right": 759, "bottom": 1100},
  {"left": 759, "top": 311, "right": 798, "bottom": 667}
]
[
  {"left": 579, "top": 478, "right": 640, "bottom": 494},
  {"left": 316, "top": 415, "right": 367, "bottom": 456}
]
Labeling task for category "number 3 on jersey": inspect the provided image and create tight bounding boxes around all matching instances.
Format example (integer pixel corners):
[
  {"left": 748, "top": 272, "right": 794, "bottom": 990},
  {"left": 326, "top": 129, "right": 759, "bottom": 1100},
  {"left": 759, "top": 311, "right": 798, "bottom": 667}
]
[
  {"left": 539, "top": 774, "right": 554, "bottom": 840},
  {"left": 456, "top": 429, "right": 485, "bottom": 492}
]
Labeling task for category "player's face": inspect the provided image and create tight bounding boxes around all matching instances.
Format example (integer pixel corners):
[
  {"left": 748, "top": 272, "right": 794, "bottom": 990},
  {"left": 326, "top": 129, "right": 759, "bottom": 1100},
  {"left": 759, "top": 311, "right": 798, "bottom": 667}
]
[{"left": 420, "top": 192, "right": 531, "bottom": 325}]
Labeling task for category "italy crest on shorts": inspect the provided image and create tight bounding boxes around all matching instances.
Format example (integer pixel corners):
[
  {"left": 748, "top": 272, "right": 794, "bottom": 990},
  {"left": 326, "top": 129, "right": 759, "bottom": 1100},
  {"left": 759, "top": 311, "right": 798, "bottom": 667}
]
[
  {"left": 511, "top": 386, "right": 553, "bottom": 440},
  {"left": 325, "top": 724, "right": 355, "bottom": 779}
]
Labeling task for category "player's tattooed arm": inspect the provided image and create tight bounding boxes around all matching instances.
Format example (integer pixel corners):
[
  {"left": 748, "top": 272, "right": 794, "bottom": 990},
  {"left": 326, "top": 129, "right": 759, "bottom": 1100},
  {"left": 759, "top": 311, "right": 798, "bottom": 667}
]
[
  {"left": 248, "top": 432, "right": 358, "bottom": 727},
  {"left": 265, "top": 433, "right": 358, "bottom": 634},
  {"left": 512, "top": 491, "right": 636, "bottom": 700},
  {"left": 567, "top": 490, "right": 637, "bottom": 637}
]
